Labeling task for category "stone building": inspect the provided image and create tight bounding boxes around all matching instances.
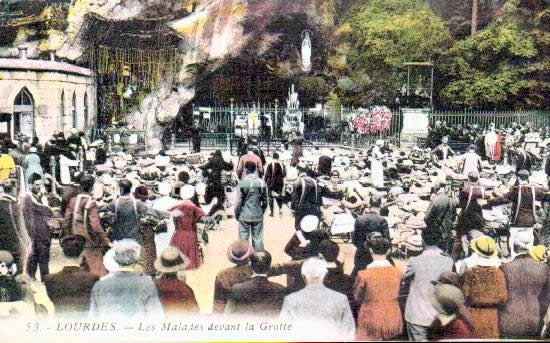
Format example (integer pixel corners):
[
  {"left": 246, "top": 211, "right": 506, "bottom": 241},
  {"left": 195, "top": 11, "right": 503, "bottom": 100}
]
[{"left": 0, "top": 48, "right": 96, "bottom": 144}]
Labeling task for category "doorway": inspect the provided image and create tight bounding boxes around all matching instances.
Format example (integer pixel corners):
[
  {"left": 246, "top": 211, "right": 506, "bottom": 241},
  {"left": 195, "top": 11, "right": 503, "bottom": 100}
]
[{"left": 13, "top": 88, "right": 34, "bottom": 139}]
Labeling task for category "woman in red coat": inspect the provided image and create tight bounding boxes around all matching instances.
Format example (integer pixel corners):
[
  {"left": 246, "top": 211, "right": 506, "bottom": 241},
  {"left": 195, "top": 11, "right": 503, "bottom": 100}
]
[{"left": 169, "top": 185, "right": 206, "bottom": 270}]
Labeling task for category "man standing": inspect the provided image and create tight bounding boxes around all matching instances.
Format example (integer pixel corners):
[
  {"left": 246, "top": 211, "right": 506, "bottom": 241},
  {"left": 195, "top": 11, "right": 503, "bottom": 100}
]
[
  {"left": 460, "top": 144, "right": 482, "bottom": 178},
  {"left": 235, "top": 162, "right": 268, "bottom": 251},
  {"left": 88, "top": 239, "right": 164, "bottom": 320},
  {"left": 424, "top": 181, "right": 457, "bottom": 253},
  {"left": 453, "top": 172, "right": 488, "bottom": 260},
  {"left": 236, "top": 149, "right": 263, "bottom": 180},
  {"left": 264, "top": 152, "right": 286, "bottom": 217},
  {"left": 23, "top": 176, "right": 53, "bottom": 281},
  {"left": 280, "top": 257, "right": 355, "bottom": 341},
  {"left": 63, "top": 175, "right": 111, "bottom": 277},
  {"left": 226, "top": 250, "right": 286, "bottom": 317},
  {"left": 499, "top": 233, "right": 550, "bottom": 339},
  {"left": 486, "top": 169, "right": 549, "bottom": 259},
  {"left": 403, "top": 230, "right": 453, "bottom": 341},
  {"left": 190, "top": 122, "right": 202, "bottom": 153},
  {"left": 513, "top": 143, "right": 535, "bottom": 174},
  {"left": 44, "top": 235, "right": 99, "bottom": 319},
  {"left": 352, "top": 195, "right": 390, "bottom": 279}
]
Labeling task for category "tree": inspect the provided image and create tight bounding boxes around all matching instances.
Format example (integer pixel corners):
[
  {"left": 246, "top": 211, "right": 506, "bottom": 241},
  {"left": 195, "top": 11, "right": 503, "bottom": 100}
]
[
  {"left": 439, "top": 0, "right": 549, "bottom": 109},
  {"left": 472, "top": 0, "right": 479, "bottom": 35},
  {"left": 330, "top": 0, "right": 452, "bottom": 106}
]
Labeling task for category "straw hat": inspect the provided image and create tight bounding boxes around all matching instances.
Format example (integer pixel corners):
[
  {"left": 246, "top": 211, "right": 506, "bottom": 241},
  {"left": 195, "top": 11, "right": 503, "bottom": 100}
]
[
  {"left": 529, "top": 245, "right": 547, "bottom": 262},
  {"left": 470, "top": 236, "right": 498, "bottom": 259},
  {"left": 154, "top": 247, "right": 190, "bottom": 273},
  {"left": 300, "top": 215, "right": 319, "bottom": 233},
  {"left": 180, "top": 185, "right": 195, "bottom": 200},
  {"left": 227, "top": 240, "right": 255, "bottom": 265},
  {"left": 431, "top": 284, "right": 465, "bottom": 323},
  {"left": 157, "top": 182, "right": 172, "bottom": 196}
]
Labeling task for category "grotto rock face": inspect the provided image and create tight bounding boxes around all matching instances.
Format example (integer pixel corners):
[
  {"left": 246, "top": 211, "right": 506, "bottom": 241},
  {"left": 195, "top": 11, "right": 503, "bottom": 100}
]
[{"left": 1, "top": 0, "right": 343, "bottom": 149}]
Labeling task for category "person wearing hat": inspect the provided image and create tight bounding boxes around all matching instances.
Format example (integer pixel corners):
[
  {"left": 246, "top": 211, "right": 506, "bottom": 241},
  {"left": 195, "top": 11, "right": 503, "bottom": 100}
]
[
  {"left": 427, "top": 284, "right": 473, "bottom": 340},
  {"left": 276, "top": 215, "right": 329, "bottom": 293},
  {"left": 354, "top": 236, "right": 403, "bottom": 340},
  {"left": 279, "top": 257, "right": 355, "bottom": 341},
  {"left": 264, "top": 152, "right": 286, "bottom": 217},
  {"left": 189, "top": 121, "right": 203, "bottom": 153},
  {"left": 485, "top": 169, "right": 549, "bottom": 260},
  {"left": 44, "top": 235, "right": 99, "bottom": 319},
  {"left": 89, "top": 239, "right": 164, "bottom": 319},
  {"left": 234, "top": 161, "right": 268, "bottom": 252},
  {"left": 168, "top": 185, "right": 206, "bottom": 270},
  {"left": 213, "top": 240, "right": 254, "bottom": 313},
  {"left": 369, "top": 140, "right": 385, "bottom": 188},
  {"left": 151, "top": 182, "right": 179, "bottom": 261},
  {"left": 453, "top": 171, "right": 489, "bottom": 260},
  {"left": 22, "top": 146, "right": 43, "bottom": 190},
  {"left": 289, "top": 134, "right": 304, "bottom": 167},
  {"left": 403, "top": 229, "right": 454, "bottom": 341},
  {"left": 225, "top": 250, "right": 286, "bottom": 317},
  {"left": 459, "top": 235, "right": 507, "bottom": 338},
  {"left": 154, "top": 247, "right": 199, "bottom": 315},
  {"left": 498, "top": 234, "right": 550, "bottom": 339},
  {"left": 512, "top": 142, "right": 535, "bottom": 174}
]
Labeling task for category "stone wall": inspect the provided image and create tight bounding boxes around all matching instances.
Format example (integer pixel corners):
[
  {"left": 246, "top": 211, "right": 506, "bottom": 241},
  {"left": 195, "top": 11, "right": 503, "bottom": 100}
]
[{"left": 0, "top": 66, "right": 96, "bottom": 144}]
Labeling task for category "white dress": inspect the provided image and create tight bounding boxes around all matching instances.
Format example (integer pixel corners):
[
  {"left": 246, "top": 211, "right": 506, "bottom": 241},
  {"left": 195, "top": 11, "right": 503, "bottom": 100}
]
[
  {"left": 152, "top": 196, "right": 180, "bottom": 255},
  {"left": 370, "top": 147, "right": 384, "bottom": 188}
]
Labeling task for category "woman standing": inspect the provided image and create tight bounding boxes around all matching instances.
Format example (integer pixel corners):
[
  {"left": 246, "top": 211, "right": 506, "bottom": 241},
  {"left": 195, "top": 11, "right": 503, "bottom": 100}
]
[
  {"left": 354, "top": 235, "right": 403, "bottom": 340},
  {"left": 169, "top": 185, "right": 206, "bottom": 270},
  {"left": 460, "top": 236, "right": 507, "bottom": 338}
]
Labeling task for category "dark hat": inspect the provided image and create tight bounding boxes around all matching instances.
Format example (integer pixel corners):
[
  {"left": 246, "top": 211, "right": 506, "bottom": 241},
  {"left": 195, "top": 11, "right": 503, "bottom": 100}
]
[
  {"left": 518, "top": 169, "right": 530, "bottom": 178},
  {"left": 227, "top": 240, "right": 255, "bottom": 265},
  {"left": 319, "top": 240, "right": 339, "bottom": 262},
  {"left": 133, "top": 185, "right": 149, "bottom": 202},
  {"left": 60, "top": 235, "right": 86, "bottom": 258}
]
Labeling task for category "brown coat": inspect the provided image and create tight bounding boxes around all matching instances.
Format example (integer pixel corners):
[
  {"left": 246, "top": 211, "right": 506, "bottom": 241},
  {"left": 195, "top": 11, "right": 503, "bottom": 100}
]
[
  {"left": 499, "top": 255, "right": 550, "bottom": 338},
  {"left": 44, "top": 266, "right": 99, "bottom": 318},
  {"left": 488, "top": 185, "right": 548, "bottom": 227},
  {"left": 213, "top": 264, "right": 253, "bottom": 313},
  {"left": 461, "top": 266, "right": 508, "bottom": 338},
  {"left": 63, "top": 194, "right": 109, "bottom": 249},
  {"left": 456, "top": 186, "right": 487, "bottom": 237},
  {"left": 354, "top": 266, "right": 403, "bottom": 340},
  {"left": 227, "top": 276, "right": 286, "bottom": 316}
]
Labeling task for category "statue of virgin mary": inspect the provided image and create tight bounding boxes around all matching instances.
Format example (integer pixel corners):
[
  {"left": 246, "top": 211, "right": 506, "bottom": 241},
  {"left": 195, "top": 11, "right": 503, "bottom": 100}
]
[{"left": 301, "top": 31, "right": 312, "bottom": 73}]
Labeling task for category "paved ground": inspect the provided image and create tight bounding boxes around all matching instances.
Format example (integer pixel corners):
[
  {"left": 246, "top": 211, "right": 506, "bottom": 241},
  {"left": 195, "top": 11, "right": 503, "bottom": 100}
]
[{"left": 46, "top": 203, "right": 361, "bottom": 313}]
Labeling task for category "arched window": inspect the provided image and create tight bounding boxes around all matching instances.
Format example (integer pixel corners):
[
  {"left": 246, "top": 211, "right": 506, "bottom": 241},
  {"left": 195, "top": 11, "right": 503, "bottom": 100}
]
[
  {"left": 60, "top": 90, "right": 65, "bottom": 131},
  {"left": 13, "top": 88, "right": 34, "bottom": 138},
  {"left": 72, "top": 92, "right": 77, "bottom": 129},
  {"left": 84, "top": 93, "right": 89, "bottom": 128}
]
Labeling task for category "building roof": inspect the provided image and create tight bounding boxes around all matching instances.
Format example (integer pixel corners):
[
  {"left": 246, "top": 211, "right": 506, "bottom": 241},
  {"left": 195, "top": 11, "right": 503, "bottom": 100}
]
[{"left": 0, "top": 57, "right": 92, "bottom": 77}]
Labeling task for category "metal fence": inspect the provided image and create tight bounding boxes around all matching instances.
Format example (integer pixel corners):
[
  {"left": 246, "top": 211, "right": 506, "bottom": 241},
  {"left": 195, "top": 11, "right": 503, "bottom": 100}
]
[
  {"left": 179, "top": 106, "right": 549, "bottom": 151},
  {"left": 430, "top": 110, "right": 550, "bottom": 129}
]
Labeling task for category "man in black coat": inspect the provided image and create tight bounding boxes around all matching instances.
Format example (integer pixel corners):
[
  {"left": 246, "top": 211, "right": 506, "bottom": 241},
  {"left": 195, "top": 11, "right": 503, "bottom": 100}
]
[{"left": 226, "top": 250, "right": 286, "bottom": 317}]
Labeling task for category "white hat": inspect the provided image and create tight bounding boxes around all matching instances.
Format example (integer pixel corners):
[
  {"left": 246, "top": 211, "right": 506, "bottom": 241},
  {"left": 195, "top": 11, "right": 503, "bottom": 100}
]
[
  {"left": 195, "top": 183, "right": 207, "bottom": 196},
  {"left": 158, "top": 182, "right": 172, "bottom": 196},
  {"left": 376, "top": 139, "right": 384, "bottom": 146},
  {"left": 402, "top": 160, "right": 414, "bottom": 167},
  {"left": 103, "top": 247, "right": 119, "bottom": 273},
  {"left": 300, "top": 215, "right": 319, "bottom": 233},
  {"left": 180, "top": 185, "right": 195, "bottom": 200}
]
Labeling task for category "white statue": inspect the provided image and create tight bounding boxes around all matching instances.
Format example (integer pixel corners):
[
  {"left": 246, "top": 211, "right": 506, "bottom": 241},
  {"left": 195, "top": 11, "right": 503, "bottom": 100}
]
[{"left": 301, "top": 31, "right": 312, "bottom": 73}]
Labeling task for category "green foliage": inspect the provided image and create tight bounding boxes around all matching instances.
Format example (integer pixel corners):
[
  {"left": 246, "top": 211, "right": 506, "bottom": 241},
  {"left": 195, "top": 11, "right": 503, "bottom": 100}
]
[
  {"left": 439, "top": 1, "right": 549, "bottom": 109},
  {"left": 332, "top": 0, "right": 452, "bottom": 106}
]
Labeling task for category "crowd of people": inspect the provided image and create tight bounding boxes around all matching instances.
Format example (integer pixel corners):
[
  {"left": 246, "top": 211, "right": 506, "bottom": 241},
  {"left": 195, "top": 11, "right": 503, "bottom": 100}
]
[{"left": 0, "top": 121, "right": 549, "bottom": 341}]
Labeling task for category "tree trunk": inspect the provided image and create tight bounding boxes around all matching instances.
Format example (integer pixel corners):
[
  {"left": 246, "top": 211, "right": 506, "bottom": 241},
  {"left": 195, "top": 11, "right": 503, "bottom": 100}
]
[{"left": 472, "top": 0, "right": 478, "bottom": 35}]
